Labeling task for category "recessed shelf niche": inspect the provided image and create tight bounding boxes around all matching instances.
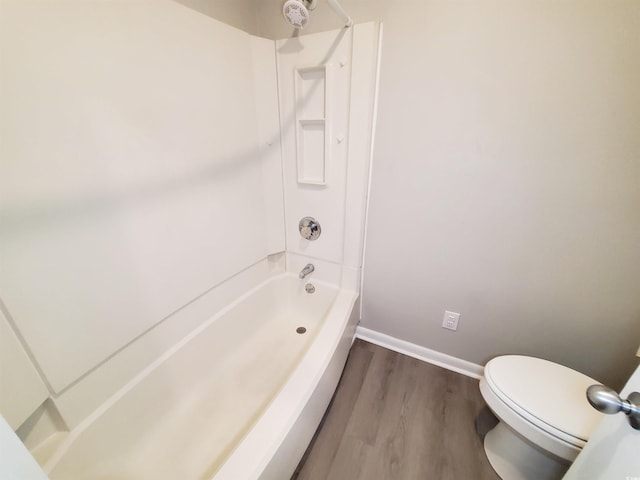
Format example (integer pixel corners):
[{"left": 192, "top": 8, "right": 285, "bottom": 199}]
[{"left": 294, "top": 65, "right": 330, "bottom": 185}]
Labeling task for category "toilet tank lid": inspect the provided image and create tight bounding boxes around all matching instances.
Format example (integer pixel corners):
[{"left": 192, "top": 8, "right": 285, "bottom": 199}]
[{"left": 484, "top": 355, "right": 603, "bottom": 442}]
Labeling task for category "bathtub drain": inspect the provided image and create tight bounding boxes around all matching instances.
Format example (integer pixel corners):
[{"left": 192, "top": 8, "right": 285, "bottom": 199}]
[{"left": 296, "top": 327, "right": 307, "bottom": 334}]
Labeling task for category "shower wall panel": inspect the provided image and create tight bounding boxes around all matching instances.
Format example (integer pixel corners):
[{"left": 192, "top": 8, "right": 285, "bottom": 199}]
[
  {"left": 276, "top": 23, "right": 380, "bottom": 291},
  {"left": 277, "top": 29, "right": 353, "bottom": 265},
  {"left": 0, "top": 1, "right": 271, "bottom": 405}
]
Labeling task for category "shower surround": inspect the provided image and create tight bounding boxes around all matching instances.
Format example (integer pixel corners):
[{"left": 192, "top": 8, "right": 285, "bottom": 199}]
[{"left": 0, "top": 1, "right": 381, "bottom": 478}]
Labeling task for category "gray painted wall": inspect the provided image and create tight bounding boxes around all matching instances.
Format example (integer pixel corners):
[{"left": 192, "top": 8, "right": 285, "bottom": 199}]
[{"left": 360, "top": 1, "right": 640, "bottom": 389}]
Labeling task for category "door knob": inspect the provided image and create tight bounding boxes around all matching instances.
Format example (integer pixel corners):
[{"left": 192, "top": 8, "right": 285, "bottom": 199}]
[{"left": 586, "top": 384, "right": 640, "bottom": 430}]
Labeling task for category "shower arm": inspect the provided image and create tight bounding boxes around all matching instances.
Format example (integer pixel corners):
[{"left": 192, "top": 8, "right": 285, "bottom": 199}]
[{"left": 327, "top": 0, "right": 354, "bottom": 28}]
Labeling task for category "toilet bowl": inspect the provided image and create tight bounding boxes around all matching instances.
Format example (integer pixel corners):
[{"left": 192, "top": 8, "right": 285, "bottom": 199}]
[{"left": 479, "top": 355, "right": 603, "bottom": 480}]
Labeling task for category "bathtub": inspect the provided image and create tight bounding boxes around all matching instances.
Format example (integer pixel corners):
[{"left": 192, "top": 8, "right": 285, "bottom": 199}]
[{"left": 43, "top": 273, "right": 359, "bottom": 479}]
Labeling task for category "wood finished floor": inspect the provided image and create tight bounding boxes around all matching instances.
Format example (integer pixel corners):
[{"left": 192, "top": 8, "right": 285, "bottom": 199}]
[{"left": 292, "top": 339, "right": 500, "bottom": 480}]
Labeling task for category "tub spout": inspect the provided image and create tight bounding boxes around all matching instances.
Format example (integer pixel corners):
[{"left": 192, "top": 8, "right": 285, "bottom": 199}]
[{"left": 299, "top": 264, "right": 314, "bottom": 279}]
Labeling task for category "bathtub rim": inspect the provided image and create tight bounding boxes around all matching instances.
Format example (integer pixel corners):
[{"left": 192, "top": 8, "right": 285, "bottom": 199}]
[{"left": 213, "top": 287, "right": 359, "bottom": 480}]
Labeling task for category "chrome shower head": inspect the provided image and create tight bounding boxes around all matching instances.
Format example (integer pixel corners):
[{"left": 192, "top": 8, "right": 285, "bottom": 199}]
[
  {"left": 282, "top": 0, "right": 317, "bottom": 29},
  {"left": 281, "top": 0, "right": 353, "bottom": 30}
]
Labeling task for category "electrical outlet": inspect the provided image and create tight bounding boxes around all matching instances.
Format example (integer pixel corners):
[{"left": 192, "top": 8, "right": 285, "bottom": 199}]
[{"left": 442, "top": 311, "right": 460, "bottom": 331}]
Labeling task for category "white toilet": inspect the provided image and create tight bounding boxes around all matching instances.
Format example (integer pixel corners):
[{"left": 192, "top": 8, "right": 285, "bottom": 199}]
[{"left": 479, "top": 355, "right": 603, "bottom": 480}]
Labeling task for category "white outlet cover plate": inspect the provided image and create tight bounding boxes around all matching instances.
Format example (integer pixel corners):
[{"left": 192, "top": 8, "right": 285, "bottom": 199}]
[{"left": 442, "top": 311, "right": 460, "bottom": 331}]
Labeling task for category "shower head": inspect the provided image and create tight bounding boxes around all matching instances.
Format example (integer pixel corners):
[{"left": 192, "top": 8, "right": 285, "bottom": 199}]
[
  {"left": 282, "top": 0, "right": 317, "bottom": 29},
  {"left": 282, "top": 0, "right": 353, "bottom": 30}
]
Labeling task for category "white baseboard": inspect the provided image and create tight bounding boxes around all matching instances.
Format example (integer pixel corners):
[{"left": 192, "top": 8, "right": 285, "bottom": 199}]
[{"left": 355, "top": 326, "right": 484, "bottom": 379}]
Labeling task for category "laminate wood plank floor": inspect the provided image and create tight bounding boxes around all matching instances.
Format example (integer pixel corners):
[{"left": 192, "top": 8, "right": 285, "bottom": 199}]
[{"left": 292, "top": 339, "right": 500, "bottom": 480}]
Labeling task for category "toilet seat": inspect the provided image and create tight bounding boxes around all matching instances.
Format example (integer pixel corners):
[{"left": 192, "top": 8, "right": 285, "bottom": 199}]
[{"left": 481, "top": 355, "right": 602, "bottom": 461}]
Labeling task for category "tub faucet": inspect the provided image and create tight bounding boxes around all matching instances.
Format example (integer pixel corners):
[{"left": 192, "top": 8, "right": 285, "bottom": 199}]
[{"left": 299, "top": 263, "right": 314, "bottom": 279}]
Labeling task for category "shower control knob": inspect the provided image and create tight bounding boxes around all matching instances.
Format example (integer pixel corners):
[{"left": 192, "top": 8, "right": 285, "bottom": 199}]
[
  {"left": 299, "top": 217, "right": 321, "bottom": 241},
  {"left": 586, "top": 384, "right": 640, "bottom": 430}
]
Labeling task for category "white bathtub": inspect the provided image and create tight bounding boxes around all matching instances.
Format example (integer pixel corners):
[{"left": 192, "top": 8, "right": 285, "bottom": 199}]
[{"left": 44, "top": 273, "right": 359, "bottom": 479}]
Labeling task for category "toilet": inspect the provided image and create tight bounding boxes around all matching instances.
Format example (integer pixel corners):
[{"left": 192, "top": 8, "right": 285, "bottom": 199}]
[{"left": 479, "top": 355, "right": 603, "bottom": 480}]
